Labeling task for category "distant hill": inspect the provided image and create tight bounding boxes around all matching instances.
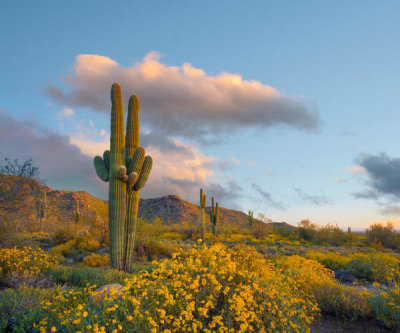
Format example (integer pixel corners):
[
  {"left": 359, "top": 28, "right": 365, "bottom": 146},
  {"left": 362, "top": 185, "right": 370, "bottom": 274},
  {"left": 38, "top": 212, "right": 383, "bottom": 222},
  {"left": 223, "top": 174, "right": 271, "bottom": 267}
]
[{"left": 0, "top": 174, "right": 293, "bottom": 232}]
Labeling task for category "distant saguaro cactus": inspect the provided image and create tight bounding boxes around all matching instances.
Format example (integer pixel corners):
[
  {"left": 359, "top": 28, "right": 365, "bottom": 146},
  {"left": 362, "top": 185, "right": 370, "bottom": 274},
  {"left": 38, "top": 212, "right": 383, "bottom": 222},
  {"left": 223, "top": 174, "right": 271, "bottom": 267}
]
[
  {"left": 94, "top": 83, "right": 153, "bottom": 271},
  {"left": 210, "top": 197, "right": 219, "bottom": 238},
  {"left": 248, "top": 210, "right": 254, "bottom": 227},
  {"left": 73, "top": 201, "right": 81, "bottom": 225},
  {"left": 200, "top": 188, "right": 206, "bottom": 243},
  {"left": 36, "top": 192, "right": 47, "bottom": 231}
]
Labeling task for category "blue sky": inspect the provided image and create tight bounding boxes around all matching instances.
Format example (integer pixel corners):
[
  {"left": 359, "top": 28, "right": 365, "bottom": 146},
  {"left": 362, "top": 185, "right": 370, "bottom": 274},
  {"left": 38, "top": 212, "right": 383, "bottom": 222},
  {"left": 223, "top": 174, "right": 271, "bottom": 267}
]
[{"left": 1, "top": 1, "right": 400, "bottom": 229}]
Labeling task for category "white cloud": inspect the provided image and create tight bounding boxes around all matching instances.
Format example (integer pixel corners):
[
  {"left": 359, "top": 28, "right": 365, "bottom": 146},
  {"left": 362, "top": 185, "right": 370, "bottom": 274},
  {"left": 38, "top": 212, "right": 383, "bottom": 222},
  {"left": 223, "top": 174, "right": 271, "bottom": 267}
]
[{"left": 45, "top": 51, "right": 319, "bottom": 141}]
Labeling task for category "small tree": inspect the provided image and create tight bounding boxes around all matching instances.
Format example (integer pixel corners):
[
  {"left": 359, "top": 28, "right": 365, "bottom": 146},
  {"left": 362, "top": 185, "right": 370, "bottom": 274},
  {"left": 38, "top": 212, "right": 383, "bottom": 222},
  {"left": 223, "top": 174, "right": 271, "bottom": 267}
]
[
  {"left": 366, "top": 222, "right": 395, "bottom": 249},
  {"left": 0, "top": 158, "right": 46, "bottom": 217}
]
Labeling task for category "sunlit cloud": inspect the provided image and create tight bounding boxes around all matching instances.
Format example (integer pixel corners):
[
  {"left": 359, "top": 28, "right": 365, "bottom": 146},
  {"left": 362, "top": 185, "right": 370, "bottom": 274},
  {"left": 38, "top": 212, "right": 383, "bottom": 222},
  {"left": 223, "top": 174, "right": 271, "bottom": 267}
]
[
  {"left": 45, "top": 51, "right": 319, "bottom": 142},
  {"left": 347, "top": 165, "right": 366, "bottom": 174}
]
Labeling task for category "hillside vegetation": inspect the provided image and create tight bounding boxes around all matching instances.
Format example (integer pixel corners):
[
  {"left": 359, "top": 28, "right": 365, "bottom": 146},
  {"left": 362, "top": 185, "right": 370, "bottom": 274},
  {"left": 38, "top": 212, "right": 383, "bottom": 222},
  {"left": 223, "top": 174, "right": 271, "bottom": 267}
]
[{"left": 1, "top": 174, "right": 400, "bottom": 332}]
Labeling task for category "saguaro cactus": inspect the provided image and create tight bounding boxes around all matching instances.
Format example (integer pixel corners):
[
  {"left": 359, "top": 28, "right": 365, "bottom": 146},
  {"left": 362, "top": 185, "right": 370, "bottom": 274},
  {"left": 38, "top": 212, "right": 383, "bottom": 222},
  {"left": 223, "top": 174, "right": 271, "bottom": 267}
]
[
  {"left": 94, "top": 83, "right": 152, "bottom": 271},
  {"left": 200, "top": 188, "right": 206, "bottom": 243},
  {"left": 36, "top": 192, "right": 47, "bottom": 231},
  {"left": 248, "top": 210, "right": 254, "bottom": 227},
  {"left": 210, "top": 197, "right": 219, "bottom": 238},
  {"left": 73, "top": 201, "right": 81, "bottom": 225}
]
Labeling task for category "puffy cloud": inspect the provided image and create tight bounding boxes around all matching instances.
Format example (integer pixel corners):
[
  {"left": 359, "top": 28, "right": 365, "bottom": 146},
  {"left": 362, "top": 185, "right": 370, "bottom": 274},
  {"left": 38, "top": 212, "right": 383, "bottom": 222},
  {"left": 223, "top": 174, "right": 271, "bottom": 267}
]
[
  {"left": 293, "top": 187, "right": 330, "bottom": 206},
  {"left": 0, "top": 107, "right": 243, "bottom": 206},
  {"left": 45, "top": 51, "right": 319, "bottom": 141},
  {"left": 67, "top": 122, "right": 242, "bottom": 205},
  {"left": 355, "top": 153, "right": 400, "bottom": 199}
]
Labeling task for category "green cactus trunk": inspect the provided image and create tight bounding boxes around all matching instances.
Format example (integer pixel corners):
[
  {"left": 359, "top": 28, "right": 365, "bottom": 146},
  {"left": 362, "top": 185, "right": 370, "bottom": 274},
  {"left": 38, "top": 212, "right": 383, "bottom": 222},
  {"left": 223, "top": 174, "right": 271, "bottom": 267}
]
[
  {"left": 37, "top": 192, "right": 47, "bottom": 231},
  {"left": 210, "top": 197, "right": 219, "bottom": 238},
  {"left": 94, "top": 83, "right": 152, "bottom": 271},
  {"left": 200, "top": 188, "right": 206, "bottom": 243}
]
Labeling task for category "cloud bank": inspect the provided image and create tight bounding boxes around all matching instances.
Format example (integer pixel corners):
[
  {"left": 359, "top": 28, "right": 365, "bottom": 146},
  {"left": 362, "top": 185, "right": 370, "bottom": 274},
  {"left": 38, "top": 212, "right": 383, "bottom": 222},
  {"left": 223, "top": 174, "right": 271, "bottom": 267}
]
[
  {"left": 0, "top": 108, "right": 103, "bottom": 195},
  {"left": 45, "top": 51, "right": 319, "bottom": 141}
]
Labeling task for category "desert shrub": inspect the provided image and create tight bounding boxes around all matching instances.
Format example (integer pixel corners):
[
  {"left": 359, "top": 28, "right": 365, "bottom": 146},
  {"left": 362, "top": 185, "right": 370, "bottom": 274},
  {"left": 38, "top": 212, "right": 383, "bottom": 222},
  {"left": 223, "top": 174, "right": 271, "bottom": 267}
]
[
  {"left": 83, "top": 253, "right": 110, "bottom": 267},
  {"left": 313, "top": 279, "right": 373, "bottom": 320},
  {"left": 369, "top": 287, "right": 400, "bottom": 330},
  {"left": 0, "top": 246, "right": 57, "bottom": 287},
  {"left": 135, "top": 238, "right": 178, "bottom": 261},
  {"left": 345, "top": 252, "right": 400, "bottom": 284},
  {"left": 0, "top": 286, "right": 60, "bottom": 332},
  {"left": 366, "top": 222, "right": 396, "bottom": 249},
  {"left": 275, "top": 255, "right": 373, "bottom": 320},
  {"left": 48, "top": 266, "right": 130, "bottom": 287},
  {"left": 305, "top": 250, "right": 350, "bottom": 271},
  {"left": 36, "top": 244, "right": 319, "bottom": 332},
  {"left": 74, "top": 235, "right": 101, "bottom": 252},
  {"left": 49, "top": 235, "right": 101, "bottom": 262},
  {"left": 53, "top": 227, "right": 75, "bottom": 245}
]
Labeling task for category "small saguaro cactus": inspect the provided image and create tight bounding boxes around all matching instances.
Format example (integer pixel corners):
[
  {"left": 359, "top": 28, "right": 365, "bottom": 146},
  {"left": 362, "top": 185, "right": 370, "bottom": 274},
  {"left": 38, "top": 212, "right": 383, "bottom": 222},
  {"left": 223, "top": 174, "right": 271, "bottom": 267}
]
[
  {"left": 210, "top": 197, "right": 219, "bottom": 238},
  {"left": 200, "top": 188, "right": 206, "bottom": 243},
  {"left": 36, "top": 192, "right": 47, "bottom": 231},
  {"left": 73, "top": 201, "right": 81, "bottom": 225},
  {"left": 94, "top": 83, "right": 153, "bottom": 271},
  {"left": 248, "top": 210, "right": 254, "bottom": 227}
]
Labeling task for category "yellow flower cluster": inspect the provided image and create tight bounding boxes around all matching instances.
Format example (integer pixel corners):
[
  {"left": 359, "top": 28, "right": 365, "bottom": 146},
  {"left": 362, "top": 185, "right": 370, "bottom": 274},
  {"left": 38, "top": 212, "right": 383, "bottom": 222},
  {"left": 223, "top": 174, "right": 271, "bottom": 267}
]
[
  {"left": 36, "top": 244, "right": 319, "bottom": 332},
  {"left": 83, "top": 253, "right": 110, "bottom": 267},
  {"left": 0, "top": 246, "right": 57, "bottom": 279}
]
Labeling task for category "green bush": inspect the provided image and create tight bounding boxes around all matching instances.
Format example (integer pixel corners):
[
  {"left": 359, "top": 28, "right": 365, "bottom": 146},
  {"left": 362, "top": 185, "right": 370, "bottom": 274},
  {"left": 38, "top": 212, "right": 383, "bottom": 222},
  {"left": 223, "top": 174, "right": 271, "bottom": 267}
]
[
  {"left": 53, "top": 228, "right": 75, "bottom": 245},
  {"left": 0, "top": 286, "right": 58, "bottom": 332},
  {"left": 345, "top": 252, "right": 400, "bottom": 284},
  {"left": 313, "top": 279, "right": 373, "bottom": 320},
  {"left": 369, "top": 287, "right": 400, "bottom": 330},
  {"left": 48, "top": 266, "right": 130, "bottom": 287}
]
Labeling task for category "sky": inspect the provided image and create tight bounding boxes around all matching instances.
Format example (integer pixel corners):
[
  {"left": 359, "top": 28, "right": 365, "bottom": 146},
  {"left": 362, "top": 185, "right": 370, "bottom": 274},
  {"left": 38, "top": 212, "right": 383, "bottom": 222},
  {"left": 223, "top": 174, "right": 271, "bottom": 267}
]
[{"left": 1, "top": 0, "right": 400, "bottom": 229}]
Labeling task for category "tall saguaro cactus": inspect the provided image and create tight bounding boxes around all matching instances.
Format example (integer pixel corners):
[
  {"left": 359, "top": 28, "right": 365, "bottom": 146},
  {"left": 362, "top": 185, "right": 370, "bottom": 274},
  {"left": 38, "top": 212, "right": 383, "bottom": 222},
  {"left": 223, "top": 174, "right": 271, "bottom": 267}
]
[
  {"left": 94, "top": 83, "right": 152, "bottom": 271},
  {"left": 210, "top": 197, "right": 219, "bottom": 238},
  {"left": 73, "top": 201, "right": 81, "bottom": 225},
  {"left": 36, "top": 192, "right": 47, "bottom": 231},
  {"left": 199, "top": 188, "right": 206, "bottom": 243},
  {"left": 248, "top": 210, "right": 254, "bottom": 227}
]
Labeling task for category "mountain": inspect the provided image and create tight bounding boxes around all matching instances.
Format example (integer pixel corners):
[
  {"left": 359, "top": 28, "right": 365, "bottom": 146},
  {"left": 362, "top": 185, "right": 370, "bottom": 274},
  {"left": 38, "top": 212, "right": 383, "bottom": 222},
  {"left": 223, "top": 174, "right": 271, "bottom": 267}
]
[{"left": 0, "top": 174, "right": 292, "bottom": 231}]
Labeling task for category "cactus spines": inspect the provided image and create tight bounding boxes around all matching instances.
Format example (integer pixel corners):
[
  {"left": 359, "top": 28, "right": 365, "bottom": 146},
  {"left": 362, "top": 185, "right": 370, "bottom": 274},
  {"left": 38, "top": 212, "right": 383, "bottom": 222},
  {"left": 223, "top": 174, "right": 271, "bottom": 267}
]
[
  {"left": 93, "top": 83, "right": 153, "bottom": 271},
  {"left": 73, "top": 201, "right": 81, "bottom": 225},
  {"left": 200, "top": 188, "right": 206, "bottom": 243},
  {"left": 248, "top": 210, "right": 254, "bottom": 227},
  {"left": 210, "top": 197, "right": 219, "bottom": 238},
  {"left": 36, "top": 192, "right": 47, "bottom": 231}
]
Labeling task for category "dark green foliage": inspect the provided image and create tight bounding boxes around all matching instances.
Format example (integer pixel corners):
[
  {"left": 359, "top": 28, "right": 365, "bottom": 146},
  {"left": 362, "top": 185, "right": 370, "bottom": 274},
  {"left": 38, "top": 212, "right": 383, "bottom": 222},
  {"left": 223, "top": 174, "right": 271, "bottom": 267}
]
[
  {"left": 0, "top": 286, "right": 56, "bottom": 332},
  {"left": 48, "top": 266, "right": 130, "bottom": 287}
]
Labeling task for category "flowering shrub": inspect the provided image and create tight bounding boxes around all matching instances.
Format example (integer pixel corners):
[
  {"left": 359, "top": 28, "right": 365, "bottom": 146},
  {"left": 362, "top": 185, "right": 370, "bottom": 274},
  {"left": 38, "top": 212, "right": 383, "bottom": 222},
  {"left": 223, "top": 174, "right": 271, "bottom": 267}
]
[
  {"left": 369, "top": 287, "right": 400, "bottom": 330},
  {"left": 346, "top": 252, "right": 400, "bottom": 284},
  {"left": 83, "top": 253, "right": 110, "bottom": 267},
  {"left": 36, "top": 244, "right": 319, "bottom": 332},
  {"left": 0, "top": 247, "right": 57, "bottom": 287},
  {"left": 305, "top": 250, "right": 350, "bottom": 271},
  {"left": 275, "top": 255, "right": 373, "bottom": 321}
]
